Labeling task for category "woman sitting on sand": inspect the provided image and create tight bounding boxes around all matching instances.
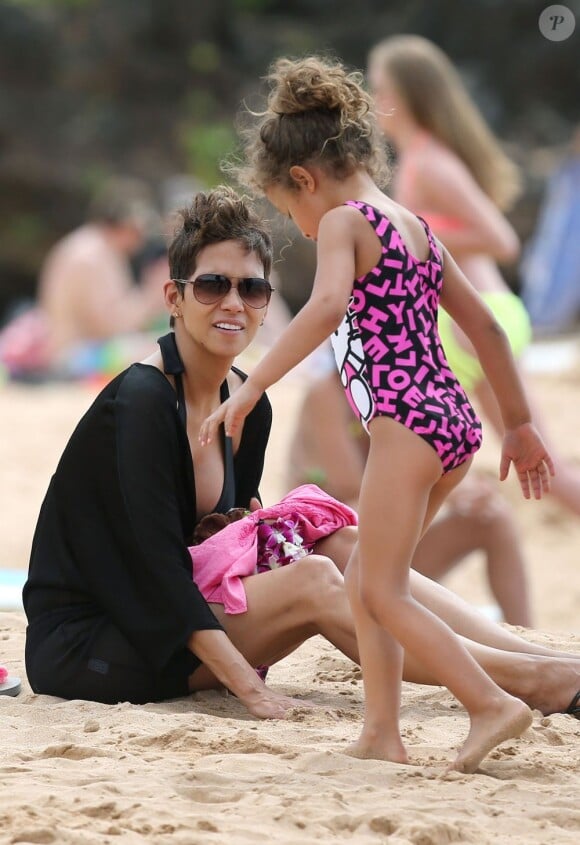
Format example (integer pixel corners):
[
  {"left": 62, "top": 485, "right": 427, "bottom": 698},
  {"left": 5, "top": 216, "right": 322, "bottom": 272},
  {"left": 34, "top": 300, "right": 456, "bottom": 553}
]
[{"left": 23, "top": 186, "right": 580, "bottom": 720}]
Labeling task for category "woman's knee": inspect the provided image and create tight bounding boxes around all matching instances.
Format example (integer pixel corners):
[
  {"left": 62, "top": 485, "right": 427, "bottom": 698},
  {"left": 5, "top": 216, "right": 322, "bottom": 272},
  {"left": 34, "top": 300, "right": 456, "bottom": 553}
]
[
  {"left": 296, "top": 554, "right": 346, "bottom": 613},
  {"left": 314, "top": 525, "right": 358, "bottom": 571}
]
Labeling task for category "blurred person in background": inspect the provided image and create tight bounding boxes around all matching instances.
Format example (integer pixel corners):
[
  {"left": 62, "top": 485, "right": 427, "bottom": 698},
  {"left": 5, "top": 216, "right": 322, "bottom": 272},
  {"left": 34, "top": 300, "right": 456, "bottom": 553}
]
[
  {"left": 520, "top": 126, "right": 580, "bottom": 335},
  {"left": 367, "top": 34, "right": 580, "bottom": 519},
  {"left": 0, "top": 177, "right": 167, "bottom": 381}
]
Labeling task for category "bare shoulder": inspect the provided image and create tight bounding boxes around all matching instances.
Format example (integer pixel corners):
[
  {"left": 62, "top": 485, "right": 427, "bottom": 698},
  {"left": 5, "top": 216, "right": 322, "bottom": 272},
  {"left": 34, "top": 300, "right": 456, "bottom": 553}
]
[
  {"left": 371, "top": 196, "right": 432, "bottom": 263},
  {"left": 416, "top": 137, "right": 463, "bottom": 174},
  {"left": 140, "top": 350, "right": 163, "bottom": 369},
  {"left": 318, "top": 204, "right": 361, "bottom": 235},
  {"left": 319, "top": 202, "right": 389, "bottom": 246},
  {"left": 47, "top": 229, "right": 112, "bottom": 279}
]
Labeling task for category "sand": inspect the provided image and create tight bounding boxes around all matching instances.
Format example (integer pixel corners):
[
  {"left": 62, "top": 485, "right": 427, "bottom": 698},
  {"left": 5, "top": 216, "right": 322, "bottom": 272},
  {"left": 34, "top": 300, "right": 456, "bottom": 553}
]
[{"left": 1, "top": 346, "right": 579, "bottom": 844}]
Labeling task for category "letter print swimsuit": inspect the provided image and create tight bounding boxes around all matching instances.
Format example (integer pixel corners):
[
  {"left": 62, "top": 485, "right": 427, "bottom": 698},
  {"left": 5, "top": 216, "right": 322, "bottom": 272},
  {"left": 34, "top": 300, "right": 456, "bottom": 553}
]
[{"left": 330, "top": 201, "right": 482, "bottom": 473}]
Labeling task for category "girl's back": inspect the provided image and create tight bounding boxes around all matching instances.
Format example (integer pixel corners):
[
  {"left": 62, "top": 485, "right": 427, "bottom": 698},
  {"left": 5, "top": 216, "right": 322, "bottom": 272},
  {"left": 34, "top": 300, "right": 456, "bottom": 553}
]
[{"left": 349, "top": 191, "right": 433, "bottom": 279}]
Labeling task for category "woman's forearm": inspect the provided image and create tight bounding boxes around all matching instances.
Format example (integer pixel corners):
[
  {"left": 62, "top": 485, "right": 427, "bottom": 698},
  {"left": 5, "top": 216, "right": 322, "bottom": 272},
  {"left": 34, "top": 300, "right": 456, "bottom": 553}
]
[
  {"left": 187, "top": 628, "right": 263, "bottom": 700},
  {"left": 187, "top": 628, "right": 305, "bottom": 719}
]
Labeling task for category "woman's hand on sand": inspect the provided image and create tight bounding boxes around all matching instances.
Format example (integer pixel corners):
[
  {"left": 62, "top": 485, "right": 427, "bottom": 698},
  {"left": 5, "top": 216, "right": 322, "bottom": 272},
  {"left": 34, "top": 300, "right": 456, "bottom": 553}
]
[
  {"left": 199, "top": 381, "right": 263, "bottom": 445},
  {"left": 500, "top": 422, "right": 555, "bottom": 499},
  {"left": 240, "top": 686, "right": 315, "bottom": 720}
]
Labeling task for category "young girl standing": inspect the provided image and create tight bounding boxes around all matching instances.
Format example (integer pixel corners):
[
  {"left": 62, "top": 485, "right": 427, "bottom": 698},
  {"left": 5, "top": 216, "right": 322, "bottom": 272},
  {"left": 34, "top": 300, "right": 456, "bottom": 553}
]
[{"left": 199, "top": 57, "right": 554, "bottom": 773}]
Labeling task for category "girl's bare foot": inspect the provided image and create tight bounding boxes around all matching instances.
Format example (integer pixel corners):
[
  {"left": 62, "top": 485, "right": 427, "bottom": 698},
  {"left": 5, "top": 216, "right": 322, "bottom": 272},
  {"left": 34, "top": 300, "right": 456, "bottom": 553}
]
[
  {"left": 451, "top": 697, "right": 533, "bottom": 774},
  {"left": 345, "top": 729, "right": 409, "bottom": 764}
]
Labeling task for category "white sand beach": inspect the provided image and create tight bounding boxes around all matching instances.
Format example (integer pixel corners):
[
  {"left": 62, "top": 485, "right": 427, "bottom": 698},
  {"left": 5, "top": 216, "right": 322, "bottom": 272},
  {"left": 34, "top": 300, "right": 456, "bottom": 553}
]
[{"left": 1, "top": 344, "right": 579, "bottom": 844}]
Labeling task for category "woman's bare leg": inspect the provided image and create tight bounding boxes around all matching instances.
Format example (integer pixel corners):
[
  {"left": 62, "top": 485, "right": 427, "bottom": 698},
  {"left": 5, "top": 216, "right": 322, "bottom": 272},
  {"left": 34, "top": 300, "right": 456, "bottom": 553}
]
[
  {"left": 187, "top": 534, "right": 580, "bottom": 717},
  {"left": 188, "top": 554, "right": 359, "bottom": 691},
  {"left": 320, "top": 525, "right": 553, "bottom": 658}
]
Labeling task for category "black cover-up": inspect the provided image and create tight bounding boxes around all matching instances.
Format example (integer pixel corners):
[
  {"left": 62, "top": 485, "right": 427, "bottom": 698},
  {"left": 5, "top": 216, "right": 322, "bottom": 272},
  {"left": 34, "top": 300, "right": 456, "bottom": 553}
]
[{"left": 23, "top": 333, "right": 271, "bottom": 703}]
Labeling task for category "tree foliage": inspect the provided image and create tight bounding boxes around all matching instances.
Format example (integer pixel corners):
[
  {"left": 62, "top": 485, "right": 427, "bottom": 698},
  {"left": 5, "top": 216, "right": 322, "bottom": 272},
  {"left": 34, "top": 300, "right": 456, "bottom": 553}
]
[{"left": 0, "top": 0, "right": 578, "bottom": 314}]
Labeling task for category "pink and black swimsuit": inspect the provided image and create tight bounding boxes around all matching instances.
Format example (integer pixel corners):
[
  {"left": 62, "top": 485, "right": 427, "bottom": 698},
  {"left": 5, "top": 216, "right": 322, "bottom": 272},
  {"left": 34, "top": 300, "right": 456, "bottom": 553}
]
[{"left": 330, "top": 201, "right": 482, "bottom": 473}]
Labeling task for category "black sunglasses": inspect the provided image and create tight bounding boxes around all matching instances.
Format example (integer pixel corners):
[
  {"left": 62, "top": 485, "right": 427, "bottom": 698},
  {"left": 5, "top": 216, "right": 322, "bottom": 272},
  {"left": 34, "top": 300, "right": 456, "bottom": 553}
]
[{"left": 172, "top": 274, "right": 274, "bottom": 309}]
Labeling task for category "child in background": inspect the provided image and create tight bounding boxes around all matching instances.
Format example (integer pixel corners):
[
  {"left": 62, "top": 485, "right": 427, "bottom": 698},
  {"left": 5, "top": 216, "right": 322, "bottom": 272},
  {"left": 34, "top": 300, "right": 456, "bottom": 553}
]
[{"left": 200, "top": 56, "right": 553, "bottom": 773}]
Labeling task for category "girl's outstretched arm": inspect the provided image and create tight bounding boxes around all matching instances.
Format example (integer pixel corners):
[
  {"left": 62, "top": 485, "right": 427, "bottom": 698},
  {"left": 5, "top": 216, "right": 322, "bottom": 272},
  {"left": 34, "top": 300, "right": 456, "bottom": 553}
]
[
  {"left": 199, "top": 207, "right": 356, "bottom": 445},
  {"left": 439, "top": 245, "right": 554, "bottom": 499}
]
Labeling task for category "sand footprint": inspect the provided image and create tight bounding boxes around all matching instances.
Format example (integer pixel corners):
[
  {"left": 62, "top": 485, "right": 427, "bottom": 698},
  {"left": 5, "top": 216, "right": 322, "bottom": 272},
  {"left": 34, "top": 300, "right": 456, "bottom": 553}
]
[{"left": 36, "top": 744, "right": 115, "bottom": 761}]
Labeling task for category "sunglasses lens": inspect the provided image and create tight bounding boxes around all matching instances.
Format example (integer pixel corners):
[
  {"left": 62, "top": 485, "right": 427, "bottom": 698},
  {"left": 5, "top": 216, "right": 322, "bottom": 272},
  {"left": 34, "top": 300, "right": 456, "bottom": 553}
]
[
  {"left": 239, "top": 279, "right": 272, "bottom": 308},
  {"left": 191, "top": 275, "right": 271, "bottom": 308},
  {"left": 193, "top": 275, "right": 230, "bottom": 304}
]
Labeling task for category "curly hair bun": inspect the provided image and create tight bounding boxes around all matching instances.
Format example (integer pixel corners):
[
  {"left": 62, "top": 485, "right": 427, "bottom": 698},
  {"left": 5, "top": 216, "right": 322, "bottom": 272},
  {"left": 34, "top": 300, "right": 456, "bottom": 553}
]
[
  {"left": 268, "top": 57, "right": 370, "bottom": 126},
  {"left": 232, "top": 55, "right": 390, "bottom": 192}
]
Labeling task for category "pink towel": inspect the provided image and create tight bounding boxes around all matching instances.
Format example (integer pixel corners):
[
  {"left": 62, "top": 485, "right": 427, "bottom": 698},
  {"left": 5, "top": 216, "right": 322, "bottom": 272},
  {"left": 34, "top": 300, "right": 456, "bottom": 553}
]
[{"left": 189, "top": 484, "right": 357, "bottom": 614}]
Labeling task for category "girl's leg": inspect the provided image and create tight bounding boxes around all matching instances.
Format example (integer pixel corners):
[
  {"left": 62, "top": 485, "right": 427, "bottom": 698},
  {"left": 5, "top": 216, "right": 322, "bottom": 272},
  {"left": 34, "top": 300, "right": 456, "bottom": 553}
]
[
  {"left": 356, "top": 418, "right": 531, "bottom": 772},
  {"left": 345, "top": 418, "right": 443, "bottom": 761},
  {"left": 344, "top": 546, "right": 408, "bottom": 762}
]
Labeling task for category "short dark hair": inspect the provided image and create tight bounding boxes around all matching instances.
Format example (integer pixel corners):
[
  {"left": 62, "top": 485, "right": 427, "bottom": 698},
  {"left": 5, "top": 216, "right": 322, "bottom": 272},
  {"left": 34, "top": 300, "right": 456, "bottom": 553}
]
[{"left": 168, "top": 186, "right": 273, "bottom": 327}]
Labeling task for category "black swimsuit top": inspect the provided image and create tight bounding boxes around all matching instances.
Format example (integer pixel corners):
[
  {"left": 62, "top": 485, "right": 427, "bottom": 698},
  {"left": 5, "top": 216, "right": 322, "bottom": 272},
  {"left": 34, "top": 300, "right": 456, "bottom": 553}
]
[{"left": 158, "top": 332, "right": 236, "bottom": 515}]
